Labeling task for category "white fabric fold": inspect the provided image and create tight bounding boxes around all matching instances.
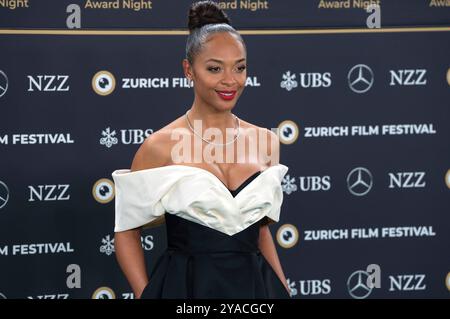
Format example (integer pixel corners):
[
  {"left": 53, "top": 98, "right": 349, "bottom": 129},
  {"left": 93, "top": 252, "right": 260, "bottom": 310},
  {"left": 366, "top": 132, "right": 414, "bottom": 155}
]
[{"left": 112, "top": 164, "right": 289, "bottom": 235}]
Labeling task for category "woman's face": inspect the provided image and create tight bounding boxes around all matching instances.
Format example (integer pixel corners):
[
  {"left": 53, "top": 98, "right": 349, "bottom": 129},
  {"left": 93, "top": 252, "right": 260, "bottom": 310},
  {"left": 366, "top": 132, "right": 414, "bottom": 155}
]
[{"left": 184, "top": 32, "right": 247, "bottom": 112}]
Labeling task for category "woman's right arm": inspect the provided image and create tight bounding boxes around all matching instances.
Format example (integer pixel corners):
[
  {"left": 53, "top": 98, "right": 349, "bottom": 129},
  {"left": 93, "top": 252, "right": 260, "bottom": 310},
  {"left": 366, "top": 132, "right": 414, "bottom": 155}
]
[
  {"left": 114, "top": 229, "right": 148, "bottom": 298},
  {"left": 114, "top": 132, "right": 170, "bottom": 299}
]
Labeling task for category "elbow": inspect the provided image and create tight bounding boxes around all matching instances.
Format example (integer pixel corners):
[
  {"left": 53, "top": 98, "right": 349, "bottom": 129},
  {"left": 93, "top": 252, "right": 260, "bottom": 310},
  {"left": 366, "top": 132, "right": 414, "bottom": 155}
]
[{"left": 114, "top": 229, "right": 141, "bottom": 253}]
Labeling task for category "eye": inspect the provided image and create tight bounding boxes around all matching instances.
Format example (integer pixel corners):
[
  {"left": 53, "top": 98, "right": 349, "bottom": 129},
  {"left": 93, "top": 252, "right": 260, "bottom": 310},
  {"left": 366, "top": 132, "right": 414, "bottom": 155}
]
[
  {"left": 237, "top": 65, "right": 247, "bottom": 72},
  {"left": 207, "top": 66, "right": 220, "bottom": 73}
]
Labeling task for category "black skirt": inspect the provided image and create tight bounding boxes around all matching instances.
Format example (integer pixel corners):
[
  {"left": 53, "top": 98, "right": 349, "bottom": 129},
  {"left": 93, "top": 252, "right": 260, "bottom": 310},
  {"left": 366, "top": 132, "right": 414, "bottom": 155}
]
[{"left": 140, "top": 213, "right": 290, "bottom": 299}]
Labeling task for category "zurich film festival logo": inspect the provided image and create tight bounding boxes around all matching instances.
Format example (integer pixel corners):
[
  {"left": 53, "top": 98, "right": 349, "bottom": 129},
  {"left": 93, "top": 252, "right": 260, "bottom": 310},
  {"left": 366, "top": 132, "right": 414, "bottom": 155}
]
[
  {"left": 277, "top": 120, "right": 299, "bottom": 145},
  {"left": 0, "top": 180, "right": 10, "bottom": 210},
  {"left": 0, "top": 70, "right": 8, "bottom": 98},
  {"left": 92, "top": 287, "right": 116, "bottom": 299},
  {"left": 92, "top": 70, "right": 116, "bottom": 96},
  {"left": 348, "top": 64, "right": 374, "bottom": 93},
  {"left": 280, "top": 71, "right": 298, "bottom": 91},
  {"left": 276, "top": 224, "right": 299, "bottom": 249},
  {"left": 347, "top": 264, "right": 381, "bottom": 299},
  {"left": 92, "top": 178, "right": 115, "bottom": 204},
  {"left": 347, "top": 167, "right": 373, "bottom": 196}
]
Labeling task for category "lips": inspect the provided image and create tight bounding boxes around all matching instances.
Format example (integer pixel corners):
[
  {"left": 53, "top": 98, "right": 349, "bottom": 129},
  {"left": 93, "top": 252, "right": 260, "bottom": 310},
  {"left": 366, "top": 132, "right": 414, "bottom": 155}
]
[{"left": 216, "top": 90, "right": 237, "bottom": 101}]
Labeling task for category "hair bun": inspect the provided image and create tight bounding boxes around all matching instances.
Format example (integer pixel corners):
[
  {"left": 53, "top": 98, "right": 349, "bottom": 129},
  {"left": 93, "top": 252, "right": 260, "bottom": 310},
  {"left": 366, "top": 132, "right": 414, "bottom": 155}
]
[{"left": 188, "top": 1, "right": 231, "bottom": 32}]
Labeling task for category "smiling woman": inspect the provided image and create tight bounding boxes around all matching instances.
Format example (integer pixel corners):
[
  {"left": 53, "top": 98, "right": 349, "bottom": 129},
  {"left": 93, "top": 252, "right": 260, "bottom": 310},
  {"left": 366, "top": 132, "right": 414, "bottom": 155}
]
[
  {"left": 183, "top": 4, "right": 248, "bottom": 113},
  {"left": 112, "top": 0, "right": 291, "bottom": 299}
]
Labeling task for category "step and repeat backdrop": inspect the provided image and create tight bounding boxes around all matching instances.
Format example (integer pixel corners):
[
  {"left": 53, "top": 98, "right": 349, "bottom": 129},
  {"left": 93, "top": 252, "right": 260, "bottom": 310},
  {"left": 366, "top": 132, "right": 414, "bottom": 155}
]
[{"left": 0, "top": 0, "right": 449, "bottom": 299}]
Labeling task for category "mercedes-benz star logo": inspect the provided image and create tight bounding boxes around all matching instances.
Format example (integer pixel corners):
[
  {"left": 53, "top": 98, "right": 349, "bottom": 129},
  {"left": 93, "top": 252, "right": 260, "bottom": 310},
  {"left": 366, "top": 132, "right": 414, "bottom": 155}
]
[
  {"left": 347, "top": 167, "right": 373, "bottom": 196},
  {"left": 0, "top": 181, "right": 10, "bottom": 209},
  {"left": 0, "top": 70, "right": 8, "bottom": 98},
  {"left": 347, "top": 270, "right": 373, "bottom": 299},
  {"left": 348, "top": 64, "right": 374, "bottom": 93}
]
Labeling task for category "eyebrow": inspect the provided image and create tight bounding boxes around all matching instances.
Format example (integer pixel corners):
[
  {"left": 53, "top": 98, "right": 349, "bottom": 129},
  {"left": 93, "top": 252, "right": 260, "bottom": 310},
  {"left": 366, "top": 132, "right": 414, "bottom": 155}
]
[{"left": 205, "top": 58, "right": 246, "bottom": 64}]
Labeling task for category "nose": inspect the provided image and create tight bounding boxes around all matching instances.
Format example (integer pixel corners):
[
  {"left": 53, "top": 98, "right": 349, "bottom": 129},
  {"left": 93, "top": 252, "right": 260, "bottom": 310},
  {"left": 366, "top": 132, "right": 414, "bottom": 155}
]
[{"left": 221, "top": 69, "right": 237, "bottom": 86}]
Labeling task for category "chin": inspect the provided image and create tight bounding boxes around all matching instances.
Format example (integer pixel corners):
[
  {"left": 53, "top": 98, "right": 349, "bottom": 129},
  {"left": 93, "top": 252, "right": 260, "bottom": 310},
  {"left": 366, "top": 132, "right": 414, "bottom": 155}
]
[{"left": 220, "top": 103, "right": 237, "bottom": 111}]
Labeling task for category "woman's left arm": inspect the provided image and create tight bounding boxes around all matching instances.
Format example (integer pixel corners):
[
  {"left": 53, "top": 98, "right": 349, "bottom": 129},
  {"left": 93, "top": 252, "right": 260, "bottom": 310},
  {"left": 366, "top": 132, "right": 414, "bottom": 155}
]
[
  {"left": 257, "top": 129, "right": 290, "bottom": 295},
  {"left": 258, "top": 225, "right": 290, "bottom": 294}
]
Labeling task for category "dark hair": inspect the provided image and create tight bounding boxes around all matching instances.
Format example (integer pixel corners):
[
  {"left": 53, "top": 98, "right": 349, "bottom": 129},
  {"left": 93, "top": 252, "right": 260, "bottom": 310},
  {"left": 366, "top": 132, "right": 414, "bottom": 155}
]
[{"left": 186, "top": 1, "right": 246, "bottom": 65}]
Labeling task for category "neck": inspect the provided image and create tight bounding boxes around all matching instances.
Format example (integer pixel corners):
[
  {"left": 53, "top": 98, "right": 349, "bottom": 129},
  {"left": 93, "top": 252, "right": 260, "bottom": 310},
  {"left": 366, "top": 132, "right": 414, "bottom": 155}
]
[{"left": 187, "top": 101, "right": 237, "bottom": 135}]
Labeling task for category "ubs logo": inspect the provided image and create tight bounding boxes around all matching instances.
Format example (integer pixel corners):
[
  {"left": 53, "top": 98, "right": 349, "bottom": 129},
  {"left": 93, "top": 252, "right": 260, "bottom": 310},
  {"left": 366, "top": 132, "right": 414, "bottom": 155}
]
[{"left": 280, "top": 71, "right": 298, "bottom": 91}]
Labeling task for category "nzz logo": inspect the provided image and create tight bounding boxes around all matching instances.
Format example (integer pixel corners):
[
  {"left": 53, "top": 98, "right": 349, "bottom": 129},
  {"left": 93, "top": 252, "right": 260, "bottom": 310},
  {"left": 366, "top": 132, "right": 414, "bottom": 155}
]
[
  {"left": 389, "top": 69, "right": 427, "bottom": 86},
  {"left": 388, "top": 172, "right": 426, "bottom": 189},
  {"left": 27, "top": 75, "right": 70, "bottom": 92},
  {"left": 28, "top": 184, "right": 70, "bottom": 201},
  {"left": 389, "top": 274, "right": 426, "bottom": 292}
]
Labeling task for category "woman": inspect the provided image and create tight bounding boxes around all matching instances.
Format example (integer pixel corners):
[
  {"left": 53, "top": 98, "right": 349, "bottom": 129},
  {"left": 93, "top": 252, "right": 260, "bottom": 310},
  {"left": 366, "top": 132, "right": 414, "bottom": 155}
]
[{"left": 113, "top": 0, "right": 291, "bottom": 299}]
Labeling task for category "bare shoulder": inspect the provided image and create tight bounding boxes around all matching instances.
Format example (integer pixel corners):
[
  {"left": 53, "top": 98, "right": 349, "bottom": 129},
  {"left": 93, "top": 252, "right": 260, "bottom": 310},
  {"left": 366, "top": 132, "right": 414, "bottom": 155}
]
[
  {"left": 239, "top": 119, "right": 278, "bottom": 140},
  {"left": 130, "top": 117, "right": 184, "bottom": 171},
  {"left": 239, "top": 119, "right": 280, "bottom": 166},
  {"left": 130, "top": 131, "right": 169, "bottom": 171}
]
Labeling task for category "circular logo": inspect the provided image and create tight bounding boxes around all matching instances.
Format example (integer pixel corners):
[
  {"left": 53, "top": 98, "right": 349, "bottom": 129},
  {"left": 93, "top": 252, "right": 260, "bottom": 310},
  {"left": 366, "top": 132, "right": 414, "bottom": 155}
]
[
  {"left": 446, "top": 272, "right": 450, "bottom": 291},
  {"left": 445, "top": 169, "right": 450, "bottom": 189},
  {"left": 347, "top": 167, "right": 373, "bottom": 196},
  {"left": 348, "top": 64, "right": 374, "bottom": 94},
  {"left": 92, "top": 71, "right": 116, "bottom": 96},
  {"left": 92, "top": 178, "right": 115, "bottom": 204},
  {"left": 277, "top": 120, "right": 299, "bottom": 145},
  {"left": 92, "top": 287, "right": 116, "bottom": 299},
  {"left": 0, "top": 180, "right": 10, "bottom": 210},
  {"left": 447, "top": 68, "right": 450, "bottom": 86},
  {"left": 347, "top": 270, "right": 373, "bottom": 299},
  {"left": 0, "top": 70, "right": 8, "bottom": 98},
  {"left": 276, "top": 224, "right": 299, "bottom": 248}
]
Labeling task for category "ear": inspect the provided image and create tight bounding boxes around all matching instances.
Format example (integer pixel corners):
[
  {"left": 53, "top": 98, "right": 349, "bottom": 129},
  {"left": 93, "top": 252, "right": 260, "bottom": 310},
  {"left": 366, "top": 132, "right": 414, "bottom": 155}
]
[{"left": 182, "top": 59, "right": 193, "bottom": 80}]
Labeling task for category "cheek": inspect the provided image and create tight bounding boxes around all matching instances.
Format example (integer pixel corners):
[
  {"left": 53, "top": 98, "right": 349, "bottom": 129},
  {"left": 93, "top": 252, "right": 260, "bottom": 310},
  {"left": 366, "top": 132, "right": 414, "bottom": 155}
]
[
  {"left": 238, "top": 73, "right": 247, "bottom": 87},
  {"left": 196, "top": 73, "right": 217, "bottom": 88}
]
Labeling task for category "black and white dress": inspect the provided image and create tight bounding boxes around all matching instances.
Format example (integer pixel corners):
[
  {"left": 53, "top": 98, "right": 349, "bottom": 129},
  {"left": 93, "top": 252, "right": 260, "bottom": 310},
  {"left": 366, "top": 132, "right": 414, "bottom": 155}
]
[{"left": 112, "top": 164, "right": 290, "bottom": 299}]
